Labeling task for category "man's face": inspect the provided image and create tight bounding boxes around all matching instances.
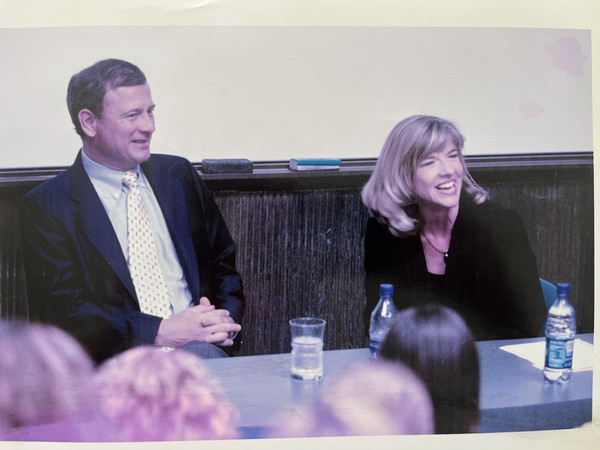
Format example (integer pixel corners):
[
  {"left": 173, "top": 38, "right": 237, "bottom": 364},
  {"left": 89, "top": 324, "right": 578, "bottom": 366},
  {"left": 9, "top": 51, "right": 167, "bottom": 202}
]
[{"left": 85, "top": 83, "right": 155, "bottom": 171}]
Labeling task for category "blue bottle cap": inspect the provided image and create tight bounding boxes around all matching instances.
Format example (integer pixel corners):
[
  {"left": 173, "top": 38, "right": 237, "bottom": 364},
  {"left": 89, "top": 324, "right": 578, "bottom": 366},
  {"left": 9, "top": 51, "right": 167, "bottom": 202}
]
[
  {"left": 379, "top": 283, "right": 394, "bottom": 297},
  {"left": 557, "top": 282, "right": 571, "bottom": 295}
]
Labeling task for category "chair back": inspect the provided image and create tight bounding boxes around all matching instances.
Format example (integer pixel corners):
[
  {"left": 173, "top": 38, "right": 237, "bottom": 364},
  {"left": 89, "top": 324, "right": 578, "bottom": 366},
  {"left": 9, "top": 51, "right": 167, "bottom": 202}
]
[
  {"left": 539, "top": 278, "right": 557, "bottom": 310},
  {"left": 539, "top": 278, "right": 557, "bottom": 336}
]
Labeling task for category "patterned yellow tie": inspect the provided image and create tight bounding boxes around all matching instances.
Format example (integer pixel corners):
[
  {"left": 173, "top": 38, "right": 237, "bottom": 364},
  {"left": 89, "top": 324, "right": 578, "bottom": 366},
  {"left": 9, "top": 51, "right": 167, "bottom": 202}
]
[{"left": 122, "top": 170, "right": 172, "bottom": 318}]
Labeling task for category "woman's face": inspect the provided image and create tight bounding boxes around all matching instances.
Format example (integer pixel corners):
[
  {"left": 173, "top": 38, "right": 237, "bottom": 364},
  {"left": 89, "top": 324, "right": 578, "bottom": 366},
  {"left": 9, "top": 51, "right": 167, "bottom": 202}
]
[{"left": 413, "top": 140, "right": 464, "bottom": 212}]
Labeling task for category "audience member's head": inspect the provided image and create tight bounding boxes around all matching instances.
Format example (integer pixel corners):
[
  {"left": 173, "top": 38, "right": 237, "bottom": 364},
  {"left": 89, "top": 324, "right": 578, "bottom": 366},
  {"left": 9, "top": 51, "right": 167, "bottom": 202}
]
[
  {"left": 272, "top": 359, "right": 434, "bottom": 438},
  {"left": 380, "top": 303, "right": 480, "bottom": 433},
  {"left": 0, "top": 321, "right": 96, "bottom": 437},
  {"left": 94, "top": 346, "right": 239, "bottom": 441}
]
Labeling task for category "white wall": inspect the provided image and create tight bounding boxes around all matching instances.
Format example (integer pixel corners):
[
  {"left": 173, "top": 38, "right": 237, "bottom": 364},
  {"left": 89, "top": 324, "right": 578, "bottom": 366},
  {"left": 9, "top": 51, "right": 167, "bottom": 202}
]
[{"left": 0, "top": 26, "right": 593, "bottom": 168}]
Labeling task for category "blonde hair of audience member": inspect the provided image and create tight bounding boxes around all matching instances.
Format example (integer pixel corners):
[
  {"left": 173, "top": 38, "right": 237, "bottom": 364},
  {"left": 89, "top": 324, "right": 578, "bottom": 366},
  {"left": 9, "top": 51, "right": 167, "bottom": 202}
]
[
  {"left": 0, "top": 321, "right": 95, "bottom": 432},
  {"left": 94, "top": 346, "right": 239, "bottom": 441},
  {"left": 380, "top": 303, "right": 480, "bottom": 433},
  {"left": 361, "top": 114, "right": 488, "bottom": 236},
  {"left": 273, "top": 359, "right": 434, "bottom": 438}
]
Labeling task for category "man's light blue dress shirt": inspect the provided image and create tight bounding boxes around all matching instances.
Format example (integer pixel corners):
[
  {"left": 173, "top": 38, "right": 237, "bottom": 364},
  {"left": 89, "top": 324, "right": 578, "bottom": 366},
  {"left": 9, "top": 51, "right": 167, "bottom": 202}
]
[{"left": 81, "top": 149, "right": 193, "bottom": 315}]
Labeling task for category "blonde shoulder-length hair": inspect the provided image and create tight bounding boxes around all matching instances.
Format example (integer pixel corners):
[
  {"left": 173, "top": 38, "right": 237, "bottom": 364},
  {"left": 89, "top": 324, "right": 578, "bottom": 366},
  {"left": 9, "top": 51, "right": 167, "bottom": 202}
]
[
  {"left": 361, "top": 115, "right": 488, "bottom": 236},
  {"left": 94, "top": 346, "right": 239, "bottom": 441}
]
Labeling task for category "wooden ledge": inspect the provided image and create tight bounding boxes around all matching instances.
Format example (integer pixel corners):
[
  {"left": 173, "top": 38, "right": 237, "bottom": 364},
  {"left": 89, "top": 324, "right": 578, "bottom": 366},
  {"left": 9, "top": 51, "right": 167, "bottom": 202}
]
[{"left": 0, "top": 152, "right": 593, "bottom": 191}]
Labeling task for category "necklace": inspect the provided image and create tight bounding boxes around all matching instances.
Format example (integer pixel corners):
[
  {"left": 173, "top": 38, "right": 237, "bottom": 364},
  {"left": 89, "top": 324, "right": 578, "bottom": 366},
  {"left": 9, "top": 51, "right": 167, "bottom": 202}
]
[{"left": 420, "top": 230, "right": 449, "bottom": 261}]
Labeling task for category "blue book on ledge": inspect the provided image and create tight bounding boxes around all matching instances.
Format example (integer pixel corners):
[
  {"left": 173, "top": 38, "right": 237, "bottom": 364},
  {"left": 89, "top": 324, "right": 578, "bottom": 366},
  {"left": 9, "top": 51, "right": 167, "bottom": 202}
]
[{"left": 289, "top": 158, "right": 342, "bottom": 171}]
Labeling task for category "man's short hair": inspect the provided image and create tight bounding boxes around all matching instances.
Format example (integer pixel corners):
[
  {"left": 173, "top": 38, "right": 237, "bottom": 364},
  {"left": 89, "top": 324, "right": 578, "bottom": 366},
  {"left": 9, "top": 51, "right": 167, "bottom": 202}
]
[{"left": 66, "top": 59, "right": 147, "bottom": 138}]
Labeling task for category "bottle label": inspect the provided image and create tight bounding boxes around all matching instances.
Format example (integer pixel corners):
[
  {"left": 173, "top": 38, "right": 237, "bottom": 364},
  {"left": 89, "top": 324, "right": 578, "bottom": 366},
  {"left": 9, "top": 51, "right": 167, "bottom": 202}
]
[{"left": 545, "top": 338, "right": 574, "bottom": 369}]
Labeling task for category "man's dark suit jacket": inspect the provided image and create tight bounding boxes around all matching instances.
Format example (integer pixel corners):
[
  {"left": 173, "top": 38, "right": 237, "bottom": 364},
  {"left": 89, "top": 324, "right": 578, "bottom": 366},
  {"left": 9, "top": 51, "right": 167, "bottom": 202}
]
[
  {"left": 364, "top": 196, "right": 547, "bottom": 340},
  {"left": 19, "top": 152, "right": 245, "bottom": 363}
]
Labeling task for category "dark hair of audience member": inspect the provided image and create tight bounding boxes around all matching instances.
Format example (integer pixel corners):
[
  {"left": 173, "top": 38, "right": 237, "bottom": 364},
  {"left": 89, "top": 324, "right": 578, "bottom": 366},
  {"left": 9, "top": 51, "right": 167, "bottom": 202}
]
[
  {"left": 93, "top": 346, "right": 239, "bottom": 441},
  {"left": 379, "top": 303, "right": 480, "bottom": 433},
  {"left": 0, "top": 321, "right": 98, "bottom": 437},
  {"left": 271, "top": 359, "right": 434, "bottom": 438}
]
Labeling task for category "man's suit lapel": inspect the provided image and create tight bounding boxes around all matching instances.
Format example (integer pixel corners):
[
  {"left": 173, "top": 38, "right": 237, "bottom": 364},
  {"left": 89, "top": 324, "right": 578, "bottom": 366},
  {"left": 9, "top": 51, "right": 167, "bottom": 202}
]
[
  {"left": 68, "top": 153, "right": 137, "bottom": 301},
  {"left": 142, "top": 158, "right": 201, "bottom": 301}
]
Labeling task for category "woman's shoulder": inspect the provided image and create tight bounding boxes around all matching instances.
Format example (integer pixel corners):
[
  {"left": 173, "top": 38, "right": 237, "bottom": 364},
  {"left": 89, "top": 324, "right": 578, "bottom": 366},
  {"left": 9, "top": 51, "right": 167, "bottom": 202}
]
[
  {"left": 461, "top": 196, "right": 520, "bottom": 221},
  {"left": 365, "top": 216, "right": 420, "bottom": 255},
  {"left": 367, "top": 216, "right": 386, "bottom": 230},
  {"left": 460, "top": 197, "right": 524, "bottom": 238},
  {"left": 366, "top": 216, "right": 418, "bottom": 239},
  {"left": 366, "top": 217, "right": 392, "bottom": 244}
]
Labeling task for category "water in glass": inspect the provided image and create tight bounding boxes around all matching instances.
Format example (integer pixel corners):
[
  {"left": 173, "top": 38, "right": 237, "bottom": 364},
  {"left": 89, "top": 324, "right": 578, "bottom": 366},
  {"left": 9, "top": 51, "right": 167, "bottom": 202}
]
[{"left": 291, "top": 335, "right": 323, "bottom": 380}]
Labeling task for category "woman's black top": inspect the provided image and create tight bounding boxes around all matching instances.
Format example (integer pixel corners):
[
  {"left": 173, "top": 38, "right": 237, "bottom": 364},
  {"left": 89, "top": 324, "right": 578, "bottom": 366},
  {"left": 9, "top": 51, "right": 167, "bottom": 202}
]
[{"left": 364, "top": 197, "right": 547, "bottom": 340}]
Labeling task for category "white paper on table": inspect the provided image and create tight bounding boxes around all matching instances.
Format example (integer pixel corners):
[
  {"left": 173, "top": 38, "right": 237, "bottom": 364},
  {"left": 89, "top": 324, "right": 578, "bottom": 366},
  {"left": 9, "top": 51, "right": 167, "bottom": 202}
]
[{"left": 499, "top": 339, "right": 594, "bottom": 371}]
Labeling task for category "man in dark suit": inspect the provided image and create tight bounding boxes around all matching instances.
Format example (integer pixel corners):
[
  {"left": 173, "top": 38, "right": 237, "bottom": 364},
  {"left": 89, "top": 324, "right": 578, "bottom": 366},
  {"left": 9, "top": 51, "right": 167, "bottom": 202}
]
[{"left": 19, "top": 59, "right": 244, "bottom": 363}]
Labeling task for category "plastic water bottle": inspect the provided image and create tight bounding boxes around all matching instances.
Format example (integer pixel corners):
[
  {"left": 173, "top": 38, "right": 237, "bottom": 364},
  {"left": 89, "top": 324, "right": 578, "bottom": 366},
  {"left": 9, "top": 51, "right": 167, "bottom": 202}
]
[
  {"left": 543, "top": 282, "right": 576, "bottom": 383},
  {"left": 369, "top": 283, "right": 397, "bottom": 358}
]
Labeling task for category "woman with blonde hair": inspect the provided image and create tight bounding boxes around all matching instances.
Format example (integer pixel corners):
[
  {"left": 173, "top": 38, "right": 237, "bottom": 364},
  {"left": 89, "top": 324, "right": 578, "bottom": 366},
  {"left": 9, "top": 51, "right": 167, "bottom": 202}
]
[
  {"left": 271, "top": 359, "right": 434, "bottom": 437},
  {"left": 362, "top": 115, "right": 546, "bottom": 340},
  {"left": 94, "top": 346, "right": 239, "bottom": 441}
]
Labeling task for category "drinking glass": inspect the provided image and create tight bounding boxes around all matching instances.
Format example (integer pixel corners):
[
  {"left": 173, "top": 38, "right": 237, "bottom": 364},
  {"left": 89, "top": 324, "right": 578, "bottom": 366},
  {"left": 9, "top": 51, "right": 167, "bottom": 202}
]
[{"left": 289, "top": 317, "right": 326, "bottom": 380}]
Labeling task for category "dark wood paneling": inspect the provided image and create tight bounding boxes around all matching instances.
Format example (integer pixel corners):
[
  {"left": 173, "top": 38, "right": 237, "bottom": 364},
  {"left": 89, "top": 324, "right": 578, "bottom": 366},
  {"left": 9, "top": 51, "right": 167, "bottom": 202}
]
[
  {"left": 0, "top": 186, "right": 29, "bottom": 320},
  {"left": 0, "top": 153, "right": 593, "bottom": 355},
  {"left": 215, "top": 189, "right": 369, "bottom": 355}
]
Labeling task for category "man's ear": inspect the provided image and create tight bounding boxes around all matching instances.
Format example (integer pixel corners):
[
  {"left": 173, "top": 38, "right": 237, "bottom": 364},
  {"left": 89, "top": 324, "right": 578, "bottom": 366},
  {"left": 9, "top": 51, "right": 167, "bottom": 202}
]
[{"left": 78, "top": 109, "right": 97, "bottom": 138}]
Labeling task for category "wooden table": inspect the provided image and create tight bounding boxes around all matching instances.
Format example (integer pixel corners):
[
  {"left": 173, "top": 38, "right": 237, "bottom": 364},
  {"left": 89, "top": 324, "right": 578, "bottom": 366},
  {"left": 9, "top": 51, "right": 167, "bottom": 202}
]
[{"left": 204, "top": 333, "right": 594, "bottom": 438}]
